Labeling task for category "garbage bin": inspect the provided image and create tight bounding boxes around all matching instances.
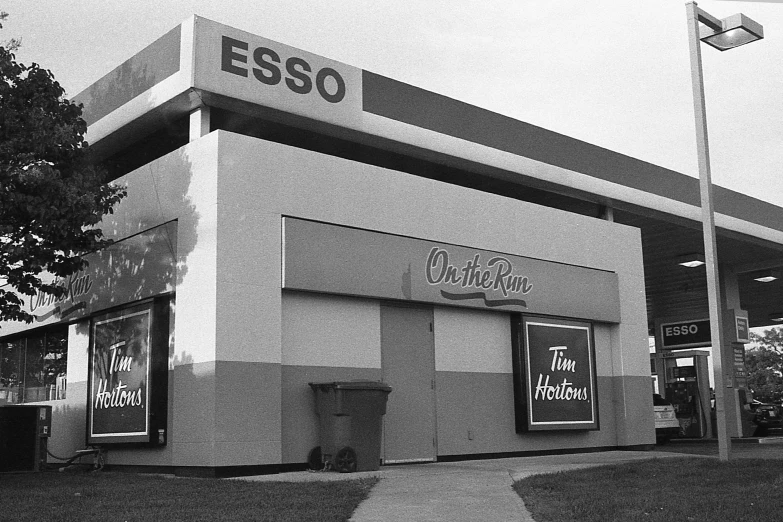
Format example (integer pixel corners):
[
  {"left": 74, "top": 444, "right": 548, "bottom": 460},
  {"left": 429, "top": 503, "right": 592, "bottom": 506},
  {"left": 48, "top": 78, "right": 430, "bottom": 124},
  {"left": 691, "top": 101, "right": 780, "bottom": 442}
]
[
  {"left": 308, "top": 381, "right": 392, "bottom": 472},
  {"left": 0, "top": 405, "right": 52, "bottom": 472}
]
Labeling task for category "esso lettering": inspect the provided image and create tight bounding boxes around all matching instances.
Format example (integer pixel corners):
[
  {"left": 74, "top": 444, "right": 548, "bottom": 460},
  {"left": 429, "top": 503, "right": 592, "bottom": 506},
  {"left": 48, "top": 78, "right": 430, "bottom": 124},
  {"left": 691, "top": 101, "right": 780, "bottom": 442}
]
[
  {"left": 665, "top": 325, "right": 699, "bottom": 336},
  {"left": 221, "top": 36, "right": 346, "bottom": 104}
]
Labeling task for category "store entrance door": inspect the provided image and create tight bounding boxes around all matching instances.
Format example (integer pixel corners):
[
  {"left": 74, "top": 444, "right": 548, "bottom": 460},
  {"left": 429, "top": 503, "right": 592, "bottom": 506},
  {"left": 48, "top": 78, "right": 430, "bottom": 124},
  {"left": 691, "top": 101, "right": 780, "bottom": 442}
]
[{"left": 381, "top": 303, "right": 436, "bottom": 464}]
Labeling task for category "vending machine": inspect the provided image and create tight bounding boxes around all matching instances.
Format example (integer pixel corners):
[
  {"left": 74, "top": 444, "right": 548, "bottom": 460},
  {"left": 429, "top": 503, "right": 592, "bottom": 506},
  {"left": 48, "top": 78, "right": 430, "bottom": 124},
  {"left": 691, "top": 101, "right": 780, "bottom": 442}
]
[{"left": 0, "top": 405, "right": 52, "bottom": 472}]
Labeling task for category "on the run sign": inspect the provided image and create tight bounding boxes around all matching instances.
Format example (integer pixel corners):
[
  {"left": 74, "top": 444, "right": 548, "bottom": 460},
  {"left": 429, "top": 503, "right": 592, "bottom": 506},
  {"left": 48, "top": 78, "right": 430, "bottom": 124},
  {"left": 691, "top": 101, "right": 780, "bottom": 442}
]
[{"left": 282, "top": 218, "right": 621, "bottom": 322}]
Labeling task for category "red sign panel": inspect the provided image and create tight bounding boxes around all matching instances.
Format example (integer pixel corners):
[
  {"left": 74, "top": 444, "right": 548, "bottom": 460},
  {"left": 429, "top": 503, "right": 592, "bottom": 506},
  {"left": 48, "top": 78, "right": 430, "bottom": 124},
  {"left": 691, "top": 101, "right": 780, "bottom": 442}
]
[
  {"left": 88, "top": 306, "right": 152, "bottom": 444},
  {"left": 660, "top": 319, "right": 711, "bottom": 350},
  {"left": 735, "top": 316, "right": 750, "bottom": 344},
  {"left": 1, "top": 222, "right": 176, "bottom": 337},
  {"left": 283, "top": 218, "right": 620, "bottom": 323},
  {"left": 514, "top": 316, "right": 599, "bottom": 431}
]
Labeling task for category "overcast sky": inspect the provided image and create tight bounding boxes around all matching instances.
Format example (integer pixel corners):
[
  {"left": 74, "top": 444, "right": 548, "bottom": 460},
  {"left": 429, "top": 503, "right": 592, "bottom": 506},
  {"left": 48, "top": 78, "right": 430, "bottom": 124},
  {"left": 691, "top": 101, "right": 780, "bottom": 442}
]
[{"left": 4, "top": 0, "right": 782, "bottom": 207}]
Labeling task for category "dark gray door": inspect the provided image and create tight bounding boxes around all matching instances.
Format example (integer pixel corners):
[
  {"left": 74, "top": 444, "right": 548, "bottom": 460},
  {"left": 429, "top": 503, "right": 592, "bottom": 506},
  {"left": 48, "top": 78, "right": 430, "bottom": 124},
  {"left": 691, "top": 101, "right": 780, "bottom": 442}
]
[{"left": 381, "top": 303, "right": 436, "bottom": 463}]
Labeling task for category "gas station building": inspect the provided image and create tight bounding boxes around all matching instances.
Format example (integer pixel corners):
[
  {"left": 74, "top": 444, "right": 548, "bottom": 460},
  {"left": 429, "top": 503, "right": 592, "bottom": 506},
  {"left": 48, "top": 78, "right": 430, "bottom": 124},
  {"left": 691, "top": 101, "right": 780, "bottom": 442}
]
[{"left": 2, "top": 16, "right": 783, "bottom": 476}]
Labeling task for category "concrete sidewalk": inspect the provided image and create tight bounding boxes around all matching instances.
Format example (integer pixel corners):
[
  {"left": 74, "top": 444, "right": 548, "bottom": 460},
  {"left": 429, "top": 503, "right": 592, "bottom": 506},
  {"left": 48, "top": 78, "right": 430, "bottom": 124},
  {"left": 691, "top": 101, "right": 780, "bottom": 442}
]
[
  {"left": 237, "top": 440, "right": 783, "bottom": 520},
  {"left": 348, "top": 451, "right": 696, "bottom": 522},
  {"left": 239, "top": 449, "right": 698, "bottom": 521}
]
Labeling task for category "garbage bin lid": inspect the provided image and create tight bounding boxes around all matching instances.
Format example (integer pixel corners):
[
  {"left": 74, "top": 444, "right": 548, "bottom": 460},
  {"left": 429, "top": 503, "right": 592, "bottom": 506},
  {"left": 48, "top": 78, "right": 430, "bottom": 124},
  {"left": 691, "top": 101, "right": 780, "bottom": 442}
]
[{"left": 309, "top": 380, "right": 392, "bottom": 392}]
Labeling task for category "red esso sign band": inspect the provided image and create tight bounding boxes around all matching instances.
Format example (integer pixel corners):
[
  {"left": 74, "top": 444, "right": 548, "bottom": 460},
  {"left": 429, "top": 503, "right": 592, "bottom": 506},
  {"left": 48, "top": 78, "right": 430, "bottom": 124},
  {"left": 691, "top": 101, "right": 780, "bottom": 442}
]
[
  {"left": 665, "top": 324, "right": 699, "bottom": 336},
  {"left": 221, "top": 36, "right": 346, "bottom": 104},
  {"left": 661, "top": 319, "right": 710, "bottom": 349}
]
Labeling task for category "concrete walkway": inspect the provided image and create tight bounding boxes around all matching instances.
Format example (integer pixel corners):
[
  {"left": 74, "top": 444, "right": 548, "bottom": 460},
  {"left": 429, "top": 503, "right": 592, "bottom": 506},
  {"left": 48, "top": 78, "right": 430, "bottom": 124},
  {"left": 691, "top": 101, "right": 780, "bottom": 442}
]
[
  {"left": 348, "top": 451, "right": 695, "bottom": 522},
  {"left": 240, "top": 450, "right": 698, "bottom": 521}
]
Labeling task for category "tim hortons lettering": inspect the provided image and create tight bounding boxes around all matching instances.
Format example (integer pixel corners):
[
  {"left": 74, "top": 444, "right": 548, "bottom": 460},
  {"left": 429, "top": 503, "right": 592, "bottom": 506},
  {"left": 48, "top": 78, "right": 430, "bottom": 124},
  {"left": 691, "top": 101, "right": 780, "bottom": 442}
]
[
  {"left": 93, "top": 341, "right": 144, "bottom": 410},
  {"left": 425, "top": 247, "right": 532, "bottom": 307},
  {"left": 534, "top": 346, "right": 589, "bottom": 402}
]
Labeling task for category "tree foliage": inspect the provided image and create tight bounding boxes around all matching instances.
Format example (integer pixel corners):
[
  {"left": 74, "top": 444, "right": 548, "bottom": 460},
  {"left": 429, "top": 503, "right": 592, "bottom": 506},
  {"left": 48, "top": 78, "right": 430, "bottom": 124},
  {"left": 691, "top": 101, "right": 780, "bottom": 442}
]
[
  {"left": 0, "top": 19, "right": 125, "bottom": 325},
  {"left": 746, "top": 328, "right": 783, "bottom": 403},
  {"left": 0, "top": 12, "right": 20, "bottom": 52}
]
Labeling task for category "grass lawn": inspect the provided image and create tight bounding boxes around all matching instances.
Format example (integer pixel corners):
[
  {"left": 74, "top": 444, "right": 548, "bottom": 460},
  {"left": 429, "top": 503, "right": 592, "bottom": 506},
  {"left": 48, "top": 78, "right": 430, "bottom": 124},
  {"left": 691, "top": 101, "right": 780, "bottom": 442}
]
[
  {"left": 514, "top": 457, "right": 783, "bottom": 522},
  {"left": 0, "top": 471, "right": 377, "bottom": 522}
]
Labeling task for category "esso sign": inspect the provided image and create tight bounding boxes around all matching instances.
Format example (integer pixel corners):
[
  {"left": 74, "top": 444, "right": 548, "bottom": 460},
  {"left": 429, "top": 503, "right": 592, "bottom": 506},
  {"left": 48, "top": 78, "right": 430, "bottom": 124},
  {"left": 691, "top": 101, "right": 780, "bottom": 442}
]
[
  {"left": 660, "top": 319, "right": 711, "bottom": 349},
  {"left": 665, "top": 325, "right": 699, "bottom": 336},
  {"left": 221, "top": 36, "right": 346, "bottom": 104}
]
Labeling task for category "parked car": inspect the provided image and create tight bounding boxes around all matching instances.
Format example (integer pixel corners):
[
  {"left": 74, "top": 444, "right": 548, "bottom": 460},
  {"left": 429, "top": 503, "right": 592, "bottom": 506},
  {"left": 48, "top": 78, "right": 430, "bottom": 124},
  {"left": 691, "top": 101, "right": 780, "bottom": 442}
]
[
  {"left": 750, "top": 401, "right": 783, "bottom": 436},
  {"left": 653, "top": 394, "right": 680, "bottom": 443}
]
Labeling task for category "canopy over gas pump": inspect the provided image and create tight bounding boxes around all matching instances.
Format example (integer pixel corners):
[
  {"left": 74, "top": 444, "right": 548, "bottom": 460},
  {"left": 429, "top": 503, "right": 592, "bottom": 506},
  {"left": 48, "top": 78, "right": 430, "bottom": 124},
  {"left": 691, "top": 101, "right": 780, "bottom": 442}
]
[{"left": 653, "top": 310, "right": 753, "bottom": 440}]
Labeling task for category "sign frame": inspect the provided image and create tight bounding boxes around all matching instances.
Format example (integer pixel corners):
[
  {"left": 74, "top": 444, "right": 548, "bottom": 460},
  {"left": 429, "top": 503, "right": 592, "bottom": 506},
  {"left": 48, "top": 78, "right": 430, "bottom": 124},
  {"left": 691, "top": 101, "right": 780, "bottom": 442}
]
[
  {"left": 282, "top": 217, "right": 621, "bottom": 323},
  {"left": 86, "top": 299, "right": 169, "bottom": 446},
  {"left": 512, "top": 315, "right": 599, "bottom": 432},
  {"left": 193, "top": 17, "right": 363, "bottom": 130},
  {"left": 659, "top": 318, "right": 711, "bottom": 350},
  {"left": 1, "top": 222, "right": 177, "bottom": 337},
  {"left": 734, "top": 313, "right": 750, "bottom": 344}
]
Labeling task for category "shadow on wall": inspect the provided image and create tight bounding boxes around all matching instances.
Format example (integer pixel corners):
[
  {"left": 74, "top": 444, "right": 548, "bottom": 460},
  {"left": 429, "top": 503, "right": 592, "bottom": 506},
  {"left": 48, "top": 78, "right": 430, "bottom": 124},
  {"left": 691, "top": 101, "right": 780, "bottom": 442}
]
[
  {"left": 48, "top": 401, "right": 87, "bottom": 462},
  {"left": 72, "top": 23, "right": 181, "bottom": 128},
  {"left": 77, "top": 60, "right": 156, "bottom": 127},
  {"left": 98, "top": 349, "right": 198, "bottom": 468},
  {"left": 72, "top": 143, "right": 200, "bottom": 340},
  {"left": 10, "top": 35, "right": 193, "bottom": 341},
  {"left": 64, "top": 147, "right": 200, "bottom": 465},
  {"left": 0, "top": 35, "right": 206, "bottom": 465},
  {"left": 45, "top": 350, "right": 201, "bottom": 469},
  {"left": 170, "top": 350, "right": 211, "bottom": 451}
]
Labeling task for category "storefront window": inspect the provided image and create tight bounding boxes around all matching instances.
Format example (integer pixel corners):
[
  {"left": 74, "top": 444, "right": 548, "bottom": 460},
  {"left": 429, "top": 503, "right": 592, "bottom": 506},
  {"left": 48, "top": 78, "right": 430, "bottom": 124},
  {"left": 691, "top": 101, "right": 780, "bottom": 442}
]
[
  {"left": 0, "top": 326, "right": 67, "bottom": 404},
  {"left": 24, "top": 334, "right": 46, "bottom": 402},
  {"left": 45, "top": 331, "right": 68, "bottom": 400},
  {"left": 0, "top": 339, "right": 22, "bottom": 404}
]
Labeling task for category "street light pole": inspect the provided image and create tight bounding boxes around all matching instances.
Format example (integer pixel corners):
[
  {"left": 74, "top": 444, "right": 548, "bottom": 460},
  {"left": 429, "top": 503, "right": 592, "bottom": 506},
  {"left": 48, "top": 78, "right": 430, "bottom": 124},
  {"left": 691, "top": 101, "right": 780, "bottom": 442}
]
[
  {"left": 686, "top": 0, "right": 731, "bottom": 462},
  {"left": 684, "top": 1, "right": 764, "bottom": 462}
]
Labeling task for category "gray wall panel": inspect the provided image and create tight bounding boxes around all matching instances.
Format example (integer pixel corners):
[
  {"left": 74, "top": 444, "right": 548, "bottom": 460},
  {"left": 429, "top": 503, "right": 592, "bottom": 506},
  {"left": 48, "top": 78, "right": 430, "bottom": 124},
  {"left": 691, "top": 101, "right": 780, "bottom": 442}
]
[
  {"left": 170, "top": 360, "right": 282, "bottom": 467},
  {"left": 435, "top": 372, "right": 654, "bottom": 456}
]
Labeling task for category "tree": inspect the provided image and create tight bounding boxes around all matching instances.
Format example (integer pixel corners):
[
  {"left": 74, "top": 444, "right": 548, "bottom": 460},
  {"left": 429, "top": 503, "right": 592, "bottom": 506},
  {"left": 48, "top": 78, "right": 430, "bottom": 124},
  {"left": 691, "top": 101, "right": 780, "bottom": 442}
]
[
  {"left": 0, "top": 15, "right": 125, "bottom": 325},
  {"left": 746, "top": 328, "right": 783, "bottom": 403},
  {"left": 0, "top": 12, "right": 20, "bottom": 52}
]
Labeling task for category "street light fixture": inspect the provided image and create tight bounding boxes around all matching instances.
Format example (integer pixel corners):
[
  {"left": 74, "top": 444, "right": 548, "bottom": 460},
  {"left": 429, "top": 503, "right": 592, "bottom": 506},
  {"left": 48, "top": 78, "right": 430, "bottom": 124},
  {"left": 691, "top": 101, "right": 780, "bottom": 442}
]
[
  {"left": 700, "top": 13, "right": 764, "bottom": 51},
  {"left": 685, "top": 1, "right": 763, "bottom": 462}
]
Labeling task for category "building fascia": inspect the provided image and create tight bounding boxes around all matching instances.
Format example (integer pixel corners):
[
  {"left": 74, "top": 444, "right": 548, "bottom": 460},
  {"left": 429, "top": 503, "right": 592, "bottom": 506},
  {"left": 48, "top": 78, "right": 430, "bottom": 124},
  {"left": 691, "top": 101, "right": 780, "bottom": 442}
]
[{"left": 72, "top": 15, "right": 783, "bottom": 246}]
